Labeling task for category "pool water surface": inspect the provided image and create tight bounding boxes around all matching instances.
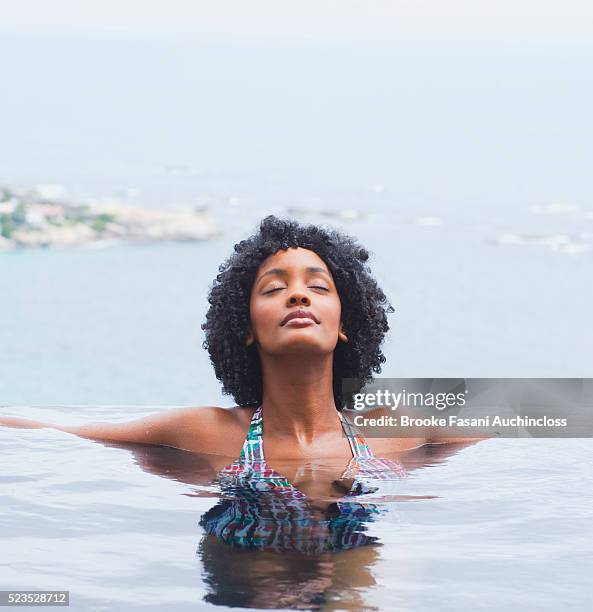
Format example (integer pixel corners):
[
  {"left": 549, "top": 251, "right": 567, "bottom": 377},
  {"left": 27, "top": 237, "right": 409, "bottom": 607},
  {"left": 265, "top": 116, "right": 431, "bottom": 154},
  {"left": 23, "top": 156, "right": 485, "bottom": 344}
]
[{"left": 1, "top": 406, "right": 592, "bottom": 611}]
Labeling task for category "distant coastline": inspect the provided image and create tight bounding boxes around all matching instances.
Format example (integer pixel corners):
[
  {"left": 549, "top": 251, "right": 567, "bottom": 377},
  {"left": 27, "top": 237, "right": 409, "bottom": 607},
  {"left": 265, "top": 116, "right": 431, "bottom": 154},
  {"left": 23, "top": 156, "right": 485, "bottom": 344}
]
[{"left": 0, "top": 185, "right": 220, "bottom": 250}]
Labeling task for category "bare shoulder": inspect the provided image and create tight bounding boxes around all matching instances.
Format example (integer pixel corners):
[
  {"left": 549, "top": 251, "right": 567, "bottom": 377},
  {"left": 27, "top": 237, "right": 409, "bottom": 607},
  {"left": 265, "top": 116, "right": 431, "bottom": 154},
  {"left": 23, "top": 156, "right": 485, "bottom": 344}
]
[
  {"left": 167, "top": 405, "right": 255, "bottom": 456},
  {"left": 168, "top": 405, "right": 255, "bottom": 428}
]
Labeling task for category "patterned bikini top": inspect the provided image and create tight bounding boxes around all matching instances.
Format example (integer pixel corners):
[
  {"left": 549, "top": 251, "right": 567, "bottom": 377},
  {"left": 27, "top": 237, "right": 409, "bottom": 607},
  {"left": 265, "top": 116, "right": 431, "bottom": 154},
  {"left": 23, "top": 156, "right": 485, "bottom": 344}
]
[
  {"left": 242, "top": 404, "right": 371, "bottom": 459},
  {"left": 219, "top": 405, "right": 406, "bottom": 487}
]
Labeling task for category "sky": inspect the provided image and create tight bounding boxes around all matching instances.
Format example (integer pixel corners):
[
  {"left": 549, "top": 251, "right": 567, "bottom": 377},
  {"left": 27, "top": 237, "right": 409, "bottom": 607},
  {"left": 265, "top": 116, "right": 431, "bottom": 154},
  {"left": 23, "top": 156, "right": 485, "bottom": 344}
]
[
  {"left": 1, "top": 0, "right": 593, "bottom": 41},
  {"left": 1, "top": 0, "right": 591, "bottom": 205}
]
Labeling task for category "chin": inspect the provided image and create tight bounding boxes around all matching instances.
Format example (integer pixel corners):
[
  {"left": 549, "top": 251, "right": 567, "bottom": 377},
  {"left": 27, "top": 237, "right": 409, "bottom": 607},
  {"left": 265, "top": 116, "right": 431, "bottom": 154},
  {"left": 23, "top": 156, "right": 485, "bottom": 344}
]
[{"left": 271, "top": 337, "right": 336, "bottom": 356}]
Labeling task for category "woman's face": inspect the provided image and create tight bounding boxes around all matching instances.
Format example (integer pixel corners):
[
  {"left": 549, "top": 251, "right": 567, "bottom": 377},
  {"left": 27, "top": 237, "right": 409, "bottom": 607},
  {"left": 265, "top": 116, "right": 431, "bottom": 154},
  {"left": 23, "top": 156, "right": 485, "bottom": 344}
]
[{"left": 247, "top": 247, "right": 345, "bottom": 356}]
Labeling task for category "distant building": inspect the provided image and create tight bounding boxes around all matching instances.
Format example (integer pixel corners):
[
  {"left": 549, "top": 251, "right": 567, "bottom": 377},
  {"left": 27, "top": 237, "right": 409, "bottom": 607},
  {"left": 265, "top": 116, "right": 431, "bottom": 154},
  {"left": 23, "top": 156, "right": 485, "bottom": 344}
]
[
  {"left": 0, "top": 201, "right": 17, "bottom": 215},
  {"left": 25, "top": 204, "right": 66, "bottom": 227}
]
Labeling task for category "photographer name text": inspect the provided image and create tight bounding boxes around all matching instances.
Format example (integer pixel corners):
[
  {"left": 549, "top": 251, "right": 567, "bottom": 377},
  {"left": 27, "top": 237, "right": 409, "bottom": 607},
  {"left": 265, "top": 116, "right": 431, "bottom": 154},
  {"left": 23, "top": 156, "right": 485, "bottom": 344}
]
[{"left": 352, "top": 415, "right": 568, "bottom": 428}]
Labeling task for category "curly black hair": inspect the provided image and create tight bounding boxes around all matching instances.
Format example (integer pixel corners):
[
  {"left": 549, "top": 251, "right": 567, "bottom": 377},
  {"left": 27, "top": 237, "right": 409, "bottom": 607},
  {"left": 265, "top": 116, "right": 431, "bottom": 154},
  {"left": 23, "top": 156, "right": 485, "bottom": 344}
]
[{"left": 201, "top": 215, "right": 394, "bottom": 410}]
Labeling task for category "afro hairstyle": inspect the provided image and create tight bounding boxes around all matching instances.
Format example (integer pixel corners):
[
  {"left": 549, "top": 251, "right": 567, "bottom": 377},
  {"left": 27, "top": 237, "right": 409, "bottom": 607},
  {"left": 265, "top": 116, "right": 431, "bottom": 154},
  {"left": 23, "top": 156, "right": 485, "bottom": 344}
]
[{"left": 201, "top": 215, "right": 394, "bottom": 410}]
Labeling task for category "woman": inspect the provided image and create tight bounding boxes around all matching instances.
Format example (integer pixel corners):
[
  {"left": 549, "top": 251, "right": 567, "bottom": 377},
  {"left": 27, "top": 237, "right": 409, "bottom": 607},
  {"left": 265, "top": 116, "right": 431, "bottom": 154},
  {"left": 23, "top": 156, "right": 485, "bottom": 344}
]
[{"left": 1, "top": 215, "right": 474, "bottom": 486}]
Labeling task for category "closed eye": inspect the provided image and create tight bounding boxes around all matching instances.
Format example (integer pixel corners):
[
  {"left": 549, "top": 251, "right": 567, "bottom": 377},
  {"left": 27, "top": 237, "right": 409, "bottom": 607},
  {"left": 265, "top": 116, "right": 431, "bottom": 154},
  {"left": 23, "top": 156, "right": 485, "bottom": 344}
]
[{"left": 263, "top": 285, "right": 329, "bottom": 295}]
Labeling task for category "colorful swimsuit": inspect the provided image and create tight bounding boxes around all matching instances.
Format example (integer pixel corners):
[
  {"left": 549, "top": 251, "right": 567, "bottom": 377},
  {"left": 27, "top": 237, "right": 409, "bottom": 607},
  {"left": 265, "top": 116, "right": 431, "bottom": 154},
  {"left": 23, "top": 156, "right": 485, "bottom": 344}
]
[{"left": 199, "top": 406, "right": 406, "bottom": 554}]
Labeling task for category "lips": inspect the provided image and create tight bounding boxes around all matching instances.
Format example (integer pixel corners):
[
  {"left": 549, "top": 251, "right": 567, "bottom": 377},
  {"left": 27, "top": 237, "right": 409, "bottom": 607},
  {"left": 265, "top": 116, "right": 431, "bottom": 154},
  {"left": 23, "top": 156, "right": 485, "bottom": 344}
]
[{"left": 280, "top": 309, "right": 320, "bottom": 326}]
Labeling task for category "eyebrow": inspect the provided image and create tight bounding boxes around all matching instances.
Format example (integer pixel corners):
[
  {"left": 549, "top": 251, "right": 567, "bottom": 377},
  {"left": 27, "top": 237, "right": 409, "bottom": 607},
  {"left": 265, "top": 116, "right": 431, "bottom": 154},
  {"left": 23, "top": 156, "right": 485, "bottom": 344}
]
[{"left": 256, "top": 266, "right": 331, "bottom": 284}]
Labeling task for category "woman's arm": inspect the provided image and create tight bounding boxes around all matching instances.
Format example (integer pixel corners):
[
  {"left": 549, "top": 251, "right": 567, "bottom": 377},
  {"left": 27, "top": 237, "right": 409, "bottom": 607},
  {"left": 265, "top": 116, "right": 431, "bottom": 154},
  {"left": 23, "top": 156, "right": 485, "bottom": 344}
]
[
  {"left": 0, "top": 416, "right": 52, "bottom": 430},
  {"left": 0, "top": 407, "right": 226, "bottom": 451}
]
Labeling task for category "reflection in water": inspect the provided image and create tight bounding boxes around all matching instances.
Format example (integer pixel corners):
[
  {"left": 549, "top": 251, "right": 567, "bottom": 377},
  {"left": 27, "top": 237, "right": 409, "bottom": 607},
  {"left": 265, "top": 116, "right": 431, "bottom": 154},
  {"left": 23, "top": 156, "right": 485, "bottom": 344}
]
[
  {"left": 100, "top": 439, "right": 475, "bottom": 609},
  {"left": 198, "top": 534, "right": 381, "bottom": 610},
  {"left": 197, "top": 464, "right": 389, "bottom": 610},
  {"left": 200, "top": 483, "right": 382, "bottom": 554}
]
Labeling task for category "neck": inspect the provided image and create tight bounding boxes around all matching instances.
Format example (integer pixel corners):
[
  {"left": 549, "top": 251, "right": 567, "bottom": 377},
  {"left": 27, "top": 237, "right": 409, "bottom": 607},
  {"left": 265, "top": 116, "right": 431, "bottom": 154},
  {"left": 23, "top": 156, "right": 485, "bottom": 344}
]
[{"left": 258, "top": 352, "right": 342, "bottom": 443}]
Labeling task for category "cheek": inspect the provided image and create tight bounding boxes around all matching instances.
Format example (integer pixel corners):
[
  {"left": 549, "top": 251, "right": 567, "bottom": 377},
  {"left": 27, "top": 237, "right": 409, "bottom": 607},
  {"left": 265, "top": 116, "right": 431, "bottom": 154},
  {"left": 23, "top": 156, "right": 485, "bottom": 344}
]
[
  {"left": 320, "top": 297, "right": 342, "bottom": 328},
  {"left": 249, "top": 298, "right": 276, "bottom": 334}
]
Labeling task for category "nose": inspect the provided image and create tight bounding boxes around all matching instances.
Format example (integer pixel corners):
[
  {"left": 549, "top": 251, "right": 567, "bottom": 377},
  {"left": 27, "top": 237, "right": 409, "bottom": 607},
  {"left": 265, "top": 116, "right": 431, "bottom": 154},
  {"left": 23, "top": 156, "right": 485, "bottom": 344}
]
[{"left": 287, "top": 291, "right": 311, "bottom": 306}]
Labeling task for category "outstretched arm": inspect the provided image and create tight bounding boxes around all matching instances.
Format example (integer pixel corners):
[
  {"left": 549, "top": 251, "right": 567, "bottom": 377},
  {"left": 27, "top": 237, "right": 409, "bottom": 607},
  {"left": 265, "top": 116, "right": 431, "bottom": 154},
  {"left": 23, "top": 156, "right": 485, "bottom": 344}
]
[
  {"left": 0, "top": 407, "right": 224, "bottom": 451},
  {"left": 0, "top": 416, "right": 52, "bottom": 430}
]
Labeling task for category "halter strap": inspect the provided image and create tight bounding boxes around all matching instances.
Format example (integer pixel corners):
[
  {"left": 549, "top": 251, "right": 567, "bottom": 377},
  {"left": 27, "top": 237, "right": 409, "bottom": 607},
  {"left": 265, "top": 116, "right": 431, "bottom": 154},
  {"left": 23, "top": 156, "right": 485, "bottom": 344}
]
[
  {"left": 238, "top": 405, "right": 265, "bottom": 463},
  {"left": 339, "top": 411, "right": 375, "bottom": 459},
  {"left": 239, "top": 406, "right": 374, "bottom": 463}
]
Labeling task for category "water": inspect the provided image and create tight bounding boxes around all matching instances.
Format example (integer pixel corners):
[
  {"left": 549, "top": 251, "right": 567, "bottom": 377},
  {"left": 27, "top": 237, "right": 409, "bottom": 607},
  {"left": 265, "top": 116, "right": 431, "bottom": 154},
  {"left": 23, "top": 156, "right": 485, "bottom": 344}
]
[
  {"left": 1, "top": 208, "right": 591, "bottom": 406},
  {"left": 1, "top": 407, "right": 592, "bottom": 610}
]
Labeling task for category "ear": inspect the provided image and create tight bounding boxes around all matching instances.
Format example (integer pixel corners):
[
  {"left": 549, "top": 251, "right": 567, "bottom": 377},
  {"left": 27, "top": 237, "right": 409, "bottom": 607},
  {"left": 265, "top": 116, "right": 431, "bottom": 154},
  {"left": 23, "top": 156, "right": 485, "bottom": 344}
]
[
  {"left": 245, "top": 328, "right": 255, "bottom": 347},
  {"left": 338, "top": 322, "right": 348, "bottom": 343}
]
